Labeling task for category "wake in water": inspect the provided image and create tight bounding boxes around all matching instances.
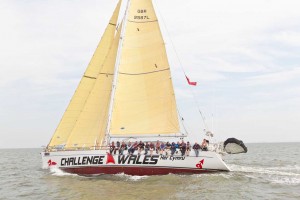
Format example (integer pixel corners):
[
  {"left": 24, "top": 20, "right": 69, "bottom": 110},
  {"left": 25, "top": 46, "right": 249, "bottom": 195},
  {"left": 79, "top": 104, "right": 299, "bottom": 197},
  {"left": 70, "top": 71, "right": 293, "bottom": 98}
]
[
  {"left": 229, "top": 164, "right": 300, "bottom": 185},
  {"left": 49, "top": 167, "right": 149, "bottom": 181},
  {"left": 49, "top": 167, "right": 78, "bottom": 177},
  {"left": 47, "top": 163, "right": 300, "bottom": 185},
  {"left": 114, "top": 173, "right": 150, "bottom": 181}
]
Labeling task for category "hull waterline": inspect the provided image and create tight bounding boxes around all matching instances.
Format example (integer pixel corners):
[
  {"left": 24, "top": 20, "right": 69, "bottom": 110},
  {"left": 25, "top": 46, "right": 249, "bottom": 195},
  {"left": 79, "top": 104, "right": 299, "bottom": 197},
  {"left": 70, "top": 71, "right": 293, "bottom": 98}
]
[{"left": 62, "top": 166, "right": 225, "bottom": 176}]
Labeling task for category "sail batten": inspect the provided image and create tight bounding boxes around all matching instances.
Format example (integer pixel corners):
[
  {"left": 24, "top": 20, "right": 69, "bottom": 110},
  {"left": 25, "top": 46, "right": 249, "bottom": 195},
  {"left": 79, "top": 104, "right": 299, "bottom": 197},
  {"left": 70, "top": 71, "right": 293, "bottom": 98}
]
[
  {"left": 119, "top": 67, "right": 170, "bottom": 75},
  {"left": 128, "top": 20, "right": 158, "bottom": 23},
  {"left": 109, "top": 0, "right": 179, "bottom": 136}
]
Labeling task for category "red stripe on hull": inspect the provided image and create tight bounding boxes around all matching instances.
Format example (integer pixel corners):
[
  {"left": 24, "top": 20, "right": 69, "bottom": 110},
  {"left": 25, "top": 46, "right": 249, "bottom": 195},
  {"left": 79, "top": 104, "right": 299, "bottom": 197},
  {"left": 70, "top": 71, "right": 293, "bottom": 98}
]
[{"left": 61, "top": 166, "right": 221, "bottom": 176}]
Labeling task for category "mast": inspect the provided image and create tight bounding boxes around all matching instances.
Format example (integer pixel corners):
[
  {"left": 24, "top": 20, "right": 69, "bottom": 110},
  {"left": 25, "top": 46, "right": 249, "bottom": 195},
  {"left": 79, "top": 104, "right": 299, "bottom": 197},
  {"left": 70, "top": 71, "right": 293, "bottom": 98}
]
[
  {"left": 104, "top": 0, "right": 131, "bottom": 146},
  {"left": 109, "top": 0, "right": 180, "bottom": 137}
]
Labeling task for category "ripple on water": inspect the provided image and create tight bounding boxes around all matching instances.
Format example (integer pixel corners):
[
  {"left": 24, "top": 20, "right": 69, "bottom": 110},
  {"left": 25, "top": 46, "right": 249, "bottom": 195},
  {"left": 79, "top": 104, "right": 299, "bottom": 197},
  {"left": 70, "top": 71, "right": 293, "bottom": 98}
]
[
  {"left": 228, "top": 164, "right": 300, "bottom": 186},
  {"left": 1, "top": 145, "right": 300, "bottom": 200}
]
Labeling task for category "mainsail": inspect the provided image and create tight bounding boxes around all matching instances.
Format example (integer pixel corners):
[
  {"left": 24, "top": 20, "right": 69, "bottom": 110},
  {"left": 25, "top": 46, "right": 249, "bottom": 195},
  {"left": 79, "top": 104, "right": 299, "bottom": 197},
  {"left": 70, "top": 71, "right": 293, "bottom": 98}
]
[
  {"left": 48, "top": 0, "right": 181, "bottom": 149},
  {"left": 48, "top": 1, "right": 122, "bottom": 147},
  {"left": 109, "top": 0, "right": 180, "bottom": 136}
]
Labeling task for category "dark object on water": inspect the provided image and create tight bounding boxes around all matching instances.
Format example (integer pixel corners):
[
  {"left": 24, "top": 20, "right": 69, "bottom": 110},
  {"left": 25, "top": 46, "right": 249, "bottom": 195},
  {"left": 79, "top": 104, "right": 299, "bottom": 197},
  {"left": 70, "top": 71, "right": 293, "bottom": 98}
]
[{"left": 224, "top": 138, "right": 247, "bottom": 154}]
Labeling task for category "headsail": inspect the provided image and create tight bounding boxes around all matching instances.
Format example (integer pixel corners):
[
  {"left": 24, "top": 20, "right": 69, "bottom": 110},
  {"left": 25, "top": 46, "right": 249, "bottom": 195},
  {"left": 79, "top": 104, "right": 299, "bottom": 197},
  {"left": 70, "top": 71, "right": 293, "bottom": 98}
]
[
  {"left": 109, "top": 0, "right": 179, "bottom": 136},
  {"left": 48, "top": 0, "right": 122, "bottom": 147},
  {"left": 65, "top": 23, "right": 123, "bottom": 149}
]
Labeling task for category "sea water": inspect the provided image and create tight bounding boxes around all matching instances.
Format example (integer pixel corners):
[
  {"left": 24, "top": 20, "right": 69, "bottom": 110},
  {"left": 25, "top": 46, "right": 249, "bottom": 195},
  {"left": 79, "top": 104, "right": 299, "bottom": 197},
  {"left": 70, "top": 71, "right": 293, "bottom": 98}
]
[{"left": 0, "top": 143, "right": 299, "bottom": 200}]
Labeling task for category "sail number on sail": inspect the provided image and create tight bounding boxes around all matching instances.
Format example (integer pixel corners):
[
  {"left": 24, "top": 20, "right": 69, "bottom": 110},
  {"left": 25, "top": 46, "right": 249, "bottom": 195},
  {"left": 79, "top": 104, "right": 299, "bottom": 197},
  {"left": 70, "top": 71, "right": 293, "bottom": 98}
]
[{"left": 134, "top": 9, "right": 149, "bottom": 20}]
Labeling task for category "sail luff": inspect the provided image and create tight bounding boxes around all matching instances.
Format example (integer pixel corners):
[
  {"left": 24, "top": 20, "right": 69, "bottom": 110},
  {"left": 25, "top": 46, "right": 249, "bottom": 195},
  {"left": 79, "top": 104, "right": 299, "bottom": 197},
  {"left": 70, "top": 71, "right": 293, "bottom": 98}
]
[
  {"left": 109, "top": 0, "right": 180, "bottom": 136},
  {"left": 104, "top": 0, "right": 132, "bottom": 145},
  {"left": 48, "top": 0, "right": 122, "bottom": 147}
]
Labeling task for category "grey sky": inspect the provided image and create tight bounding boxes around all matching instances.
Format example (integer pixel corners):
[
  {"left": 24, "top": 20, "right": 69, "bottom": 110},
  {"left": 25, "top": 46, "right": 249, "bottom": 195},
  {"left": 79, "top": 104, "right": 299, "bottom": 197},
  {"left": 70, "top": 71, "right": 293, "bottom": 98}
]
[{"left": 0, "top": 0, "right": 300, "bottom": 148}]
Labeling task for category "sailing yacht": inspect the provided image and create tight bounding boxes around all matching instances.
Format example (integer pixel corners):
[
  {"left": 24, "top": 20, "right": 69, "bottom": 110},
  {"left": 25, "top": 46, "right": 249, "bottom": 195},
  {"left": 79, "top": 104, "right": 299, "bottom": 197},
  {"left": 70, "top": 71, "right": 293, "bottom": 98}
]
[{"left": 41, "top": 0, "right": 232, "bottom": 175}]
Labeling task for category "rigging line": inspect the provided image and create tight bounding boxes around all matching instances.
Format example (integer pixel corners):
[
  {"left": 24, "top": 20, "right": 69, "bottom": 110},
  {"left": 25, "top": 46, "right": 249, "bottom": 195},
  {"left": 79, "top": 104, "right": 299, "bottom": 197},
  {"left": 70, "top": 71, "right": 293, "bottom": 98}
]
[
  {"left": 172, "top": 91, "right": 189, "bottom": 135},
  {"left": 153, "top": 1, "right": 186, "bottom": 75},
  {"left": 154, "top": 1, "right": 209, "bottom": 131},
  {"left": 190, "top": 87, "right": 209, "bottom": 131},
  {"left": 148, "top": 1, "right": 189, "bottom": 137},
  {"left": 176, "top": 106, "right": 189, "bottom": 136},
  {"left": 167, "top": 104, "right": 186, "bottom": 136},
  {"left": 104, "top": 0, "right": 131, "bottom": 146}
]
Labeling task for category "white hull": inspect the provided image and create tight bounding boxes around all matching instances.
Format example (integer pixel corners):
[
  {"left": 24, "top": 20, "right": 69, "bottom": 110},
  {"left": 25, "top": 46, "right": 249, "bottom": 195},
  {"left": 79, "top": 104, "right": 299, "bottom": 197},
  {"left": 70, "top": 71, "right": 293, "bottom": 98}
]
[{"left": 41, "top": 149, "right": 230, "bottom": 176}]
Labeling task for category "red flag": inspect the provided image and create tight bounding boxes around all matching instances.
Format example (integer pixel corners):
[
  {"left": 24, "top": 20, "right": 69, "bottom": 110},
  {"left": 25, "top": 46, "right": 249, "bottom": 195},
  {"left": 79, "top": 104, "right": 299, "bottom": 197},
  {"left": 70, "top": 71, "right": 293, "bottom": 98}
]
[{"left": 185, "top": 76, "right": 197, "bottom": 86}]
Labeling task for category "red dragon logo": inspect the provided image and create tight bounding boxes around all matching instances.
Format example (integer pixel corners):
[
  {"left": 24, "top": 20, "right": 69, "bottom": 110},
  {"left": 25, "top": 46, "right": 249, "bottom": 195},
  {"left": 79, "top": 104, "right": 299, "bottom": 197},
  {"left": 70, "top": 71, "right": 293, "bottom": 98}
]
[
  {"left": 48, "top": 159, "right": 57, "bottom": 166},
  {"left": 196, "top": 159, "right": 204, "bottom": 169},
  {"left": 106, "top": 153, "right": 115, "bottom": 164}
]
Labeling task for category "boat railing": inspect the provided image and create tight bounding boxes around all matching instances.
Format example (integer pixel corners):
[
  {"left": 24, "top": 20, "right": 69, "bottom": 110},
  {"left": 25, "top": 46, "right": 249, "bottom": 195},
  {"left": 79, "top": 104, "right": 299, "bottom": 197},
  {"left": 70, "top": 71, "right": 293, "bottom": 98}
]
[
  {"left": 45, "top": 145, "right": 110, "bottom": 152},
  {"left": 44, "top": 144, "right": 227, "bottom": 157}
]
